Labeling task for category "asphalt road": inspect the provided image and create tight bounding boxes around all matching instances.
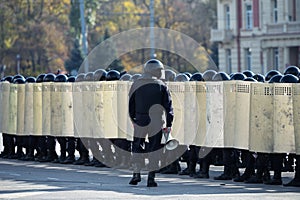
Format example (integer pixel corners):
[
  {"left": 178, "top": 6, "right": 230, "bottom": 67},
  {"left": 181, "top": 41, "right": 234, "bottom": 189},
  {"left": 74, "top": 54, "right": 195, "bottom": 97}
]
[{"left": 0, "top": 158, "right": 299, "bottom": 200}]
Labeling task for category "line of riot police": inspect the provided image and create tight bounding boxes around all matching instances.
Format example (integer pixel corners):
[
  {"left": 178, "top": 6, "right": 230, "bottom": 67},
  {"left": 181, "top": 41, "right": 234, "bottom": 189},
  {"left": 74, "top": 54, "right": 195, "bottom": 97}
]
[{"left": 0, "top": 66, "right": 300, "bottom": 187}]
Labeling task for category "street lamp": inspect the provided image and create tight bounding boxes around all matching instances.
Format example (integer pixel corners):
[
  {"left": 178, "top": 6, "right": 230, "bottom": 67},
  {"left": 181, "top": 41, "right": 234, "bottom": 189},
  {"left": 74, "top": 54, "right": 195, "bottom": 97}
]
[{"left": 16, "top": 54, "right": 21, "bottom": 74}]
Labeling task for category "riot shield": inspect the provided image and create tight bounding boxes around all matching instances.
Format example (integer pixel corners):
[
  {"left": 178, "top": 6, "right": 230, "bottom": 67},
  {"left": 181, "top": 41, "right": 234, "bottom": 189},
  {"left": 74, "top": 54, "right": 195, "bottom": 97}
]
[
  {"left": 223, "top": 81, "right": 236, "bottom": 147},
  {"left": 293, "top": 84, "right": 300, "bottom": 154},
  {"left": 81, "top": 82, "right": 95, "bottom": 138},
  {"left": 117, "top": 81, "right": 132, "bottom": 140},
  {"left": 16, "top": 84, "right": 25, "bottom": 136},
  {"left": 24, "top": 84, "right": 34, "bottom": 135},
  {"left": 93, "top": 82, "right": 105, "bottom": 138},
  {"left": 205, "top": 82, "right": 224, "bottom": 148},
  {"left": 167, "top": 82, "right": 185, "bottom": 145},
  {"left": 33, "top": 83, "right": 43, "bottom": 136},
  {"left": 273, "top": 83, "right": 295, "bottom": 153},
  {"left": 194, "top": 82, "right": 206, "bottom": 146},
  {"left": 0, "top": 82, "right": 10, "bottom": 133},
  {"left": 249, "top": 83, "right": 273, "bottom": 153},
  {"left": 7, "top": 84, "right": 18, "bottom": 135},
  {"left": 61, "top": 83, "right": 74, "bottom": 137},
  {"left": 184, "top": 82, "right": 198, "bottom": 145},
  {"left": 50, "top": 83, "right": 63, "bottom": 137},
  {"left": 103, "top": 81, "right": 118, "bottom": 138},
  {"left": 234, "top": 81, "right": 251, "bottom": 150},
  {"left": 42, "top": 82, "right": 52, "bottom": 136},
  {"left": 72, "top": 82, "right": 83, "bottom": 138}
]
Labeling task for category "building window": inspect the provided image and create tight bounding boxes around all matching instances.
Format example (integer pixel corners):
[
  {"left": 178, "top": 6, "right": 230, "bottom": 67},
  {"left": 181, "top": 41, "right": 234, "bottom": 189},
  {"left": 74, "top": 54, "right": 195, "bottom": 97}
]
[
  {"left": 245, "top": 48, "right": 252, "bottom": 70},
  {"left": 273, "top": 48, "right": 279, "bottom": 70},
  {"left": 245, "top": 4, "right": 253, "bottom": 30},
  {"left": 225, "top": 5, "right": 230, "bottom": 30},
  {"left": 226, "top": 49, "right": 232, "bottom": 73},
  {"left": 272, "top": 0, "right": 278, "bottom": 23}
]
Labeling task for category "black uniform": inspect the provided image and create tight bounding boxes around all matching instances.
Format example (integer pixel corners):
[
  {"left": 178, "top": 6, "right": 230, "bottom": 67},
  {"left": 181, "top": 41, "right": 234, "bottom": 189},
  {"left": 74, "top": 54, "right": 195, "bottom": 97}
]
[{"left": 129, "top": 74, "right": 174, "bottom": 186}]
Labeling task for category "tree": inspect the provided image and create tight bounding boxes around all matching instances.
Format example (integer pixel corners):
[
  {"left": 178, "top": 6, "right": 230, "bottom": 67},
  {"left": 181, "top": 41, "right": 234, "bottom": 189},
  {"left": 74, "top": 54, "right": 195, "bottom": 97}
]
[{"left": 64, "top": 39, "right": 84, "bottom": 75}]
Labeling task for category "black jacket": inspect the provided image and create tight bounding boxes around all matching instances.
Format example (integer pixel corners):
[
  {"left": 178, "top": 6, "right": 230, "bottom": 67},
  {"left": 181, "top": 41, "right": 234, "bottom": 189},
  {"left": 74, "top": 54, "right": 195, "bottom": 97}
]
[{"left": 129, "top": 76, "right": 174, "bottom": 127}]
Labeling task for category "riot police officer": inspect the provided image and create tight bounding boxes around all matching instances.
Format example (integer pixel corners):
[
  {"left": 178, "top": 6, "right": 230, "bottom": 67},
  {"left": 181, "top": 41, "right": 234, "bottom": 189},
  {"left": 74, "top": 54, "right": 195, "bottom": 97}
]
[{"left": 129, "top": 59, "right": 174, "bottom": 187}]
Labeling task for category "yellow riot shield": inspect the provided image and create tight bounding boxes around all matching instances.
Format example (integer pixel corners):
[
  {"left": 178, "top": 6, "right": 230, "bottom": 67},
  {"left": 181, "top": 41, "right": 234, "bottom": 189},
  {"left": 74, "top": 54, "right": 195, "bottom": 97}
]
[
  {"left": 24, "top": 84, "right": 34, "bottom": 135},
  {"left": 42, "top": 82, "right": 52, "bottom": 136},
  {"left": 205, "top": 82, "right": 224, "bottom": 148},
  {"left": 72, "top": 82, "right": 83, "bottom": 138},
  {"left": 249, "top": 83, "right": 273, "bottom": 153},
  {"left": 126, "top": 82, "right": 134, "bottom": 141},
  {"left": 273, "top": 83, "right": 295, "bottom": 153},
  {"left": 50, "top": 83, "right": 63, "bottom": 137},
  {"left": 61, "top": 83, "right": 74, "bottom": 137},
  {"left": 167, "top": 82, "right": 185, "bottom": 145},
  {"left": 0, "top": 82, "right": 10, "bottom": 133},
  {"left": 33, "top": 83, "right": 43, "bottom": 136},
  {"left": 184, "top": 82, "right": 198, "bottom": 145},
  {"left": 234, "top": 81, "right": 251, "bottom": 150},
  {"left": 16, "top": 84, "right": 25, "bottom": 136},
  {"left": 81, "top": 82, "right": 95, "bottom": 138},
  {"left": 223, "top": 81, "right": 236, "bottom": 147},
  {"left": 7, "top": 84, "right": 18, "bottom": 135},
  {"left": 93, "top": 82, "right": 105, "bottom": 138},
  {"left": 293, "top": 84, "right": 300, "bottom": 154},
  {"left": 103, "top": 81, "right": 118, "bottom": 138},
  {"left": 117, "top": 81, "right": 132, "bottom": 140},
  {"left": 194, "top": 82, "right": 206, "bottom": 146},
  {"left": 0, "top": 82, "right": 2, "bottom": 132}
]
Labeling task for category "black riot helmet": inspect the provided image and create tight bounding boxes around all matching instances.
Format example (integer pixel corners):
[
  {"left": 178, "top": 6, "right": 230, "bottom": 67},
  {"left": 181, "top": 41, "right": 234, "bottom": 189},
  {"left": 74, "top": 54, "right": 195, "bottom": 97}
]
[
  {"left": 203, "top": 70, "right": 217, "bottom": 81},
  {"left": 84, "top": 72, "right": 94, "bottom": 81},
  {"left": 131, "top": 74, "right": 142, "bottom": 82},
  {"left": 67, "top": 76, "right": 76, "bottom": 82},
  {"left": 190, "top": 72, "right": 204, "bottom": 81},
  {"left": 75, "top": 73, "right": 85, "bottom": 82},
  {"left": 36, "top": 74, "right": 45, "bottom": 83},
  {"left": 242, "top": 70, "right": 255, "bottom": 77},
  {"left": 94, "top": 69, "right": 107, "bottom": 81},
  {"left": 244, "top": 77, "right": 258, "bottom": 82},
  {"left": 165, "top": 69, "right": 176, "bottom": 82},
  {"left": 144, "top": 59, "right": 164, "bottom": 79},
  {"left": 120, "top": 73, "right": 132, "bottom": 81},
  {"left": 284, "top": 66, "right": 300, "bottom": 76},
  {"left": 13, "top": 78, "right": 26, "bottom": 84},
  {"left": 25, "top": 76, "right": 36, "bottom": 83},
  {"left": 12, "top": 74, "right": 25, "bottom": 83},
  {"left": 212, "top": 72, "right": 230, "bottom": 81},
  {"left": 54, "top": 74, "right": 68, "bottom": 82},
  {"left": 43, "top": 73, "right": 56, "bottom": 82},
  {"left": 280, "top": 74, "right": 299, "bottom": 83},
  {"left": 106, "top": 70, "right": 120, "bottom": 81},
  {"left": 252, "top": 74, "right": 265, "bottom": 82},
  {"left": 265, "top": 70, "right": 281, "bottom": 81},
  {"left": 268, "top": 74, "right": 283, "bottom": 83},
  {"left": 175, "top": 73, "right": 189, "bottom": 82},
  {"left": 230, "top": 72, "right": 246, "bottom": 80},
  {"left": 3, "top": 76, "right": 14, "bottom": 83},
  {"left": 184, "top": 72, "right": 192, "bottom": 78}
]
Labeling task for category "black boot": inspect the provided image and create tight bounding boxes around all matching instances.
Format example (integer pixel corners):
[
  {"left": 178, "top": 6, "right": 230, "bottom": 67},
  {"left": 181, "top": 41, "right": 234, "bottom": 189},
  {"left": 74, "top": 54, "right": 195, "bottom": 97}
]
[
  {"left": 194, "top": 159, "right": 209, "bottom": 179},
  {"left": 147, "top": 172, "right": 157, "bottom": 187},
  {"left": 265, "top": 170, "right": 282, "bottom": 185},
  {"left": 129, "top": 173, "right": 141, "bottom": 185},
  {"left": 188, "top": 161, "right": 197, "bottom": 177}
]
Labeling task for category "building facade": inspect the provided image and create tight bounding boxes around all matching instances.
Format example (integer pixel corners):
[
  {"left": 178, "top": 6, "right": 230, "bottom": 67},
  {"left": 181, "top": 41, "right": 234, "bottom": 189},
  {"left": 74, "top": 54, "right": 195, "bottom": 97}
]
[{"left": 211, "top": 0, "right": 300, "bottom": 74}]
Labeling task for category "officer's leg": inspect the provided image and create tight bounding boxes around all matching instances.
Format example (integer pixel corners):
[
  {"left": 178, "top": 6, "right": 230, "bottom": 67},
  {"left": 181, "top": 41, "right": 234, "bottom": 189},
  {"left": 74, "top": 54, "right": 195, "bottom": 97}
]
[
  {"left": 234, "top": 151, "right": 255, "bottom": 182},
  {"left": 245, "top": 152, "right": 270, "bottom": 184},
  {"left": 265, "top": 153, "right": 283, "bottom": 185},
  {"left": 15, "top": 135, "right": 24, "bottom": 159},
  {"left": 194, "top": 148, "right": 214, "bottom": 179},
  {"left": 43, "top": 136, "right": 57, "bottom": 162},
  {"left": 36, "top": 136, "right": 47, "bottom": 161},
  {"left": 146, "top": 130, "right": 163, "bottom": 187},
  {"left": 61, "top": 137, "right": 76, "bottom": 164},
  {"left": 98, "top": 138, "right": 114, "bottom": 167},
  {"left": 85, "top": 138, "right": 104, "bottom": 167},
  {"left": 74, "top": 138, "right": 89, "bottom": 165},
  {"left": 214, "top": 148, "right": 240, "bottom": 180},
  {"left": 55, "top": 137, "right": 66, "bottom": 163},
  {"left": 284, "top": 155, "right": 300, "bottom": 187},
  {"left": 24, "top": 136, "right": 36, "bottom": 161},
  {"left": 178, "top": 148, "right": 191, "bottom": 175}
]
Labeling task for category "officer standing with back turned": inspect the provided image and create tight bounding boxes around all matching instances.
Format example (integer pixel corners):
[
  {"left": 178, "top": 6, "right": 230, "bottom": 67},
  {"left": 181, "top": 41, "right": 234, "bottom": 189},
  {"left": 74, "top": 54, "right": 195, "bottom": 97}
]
[{"left": 128, "top": 59, "right": 174, "bottom": 187}]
